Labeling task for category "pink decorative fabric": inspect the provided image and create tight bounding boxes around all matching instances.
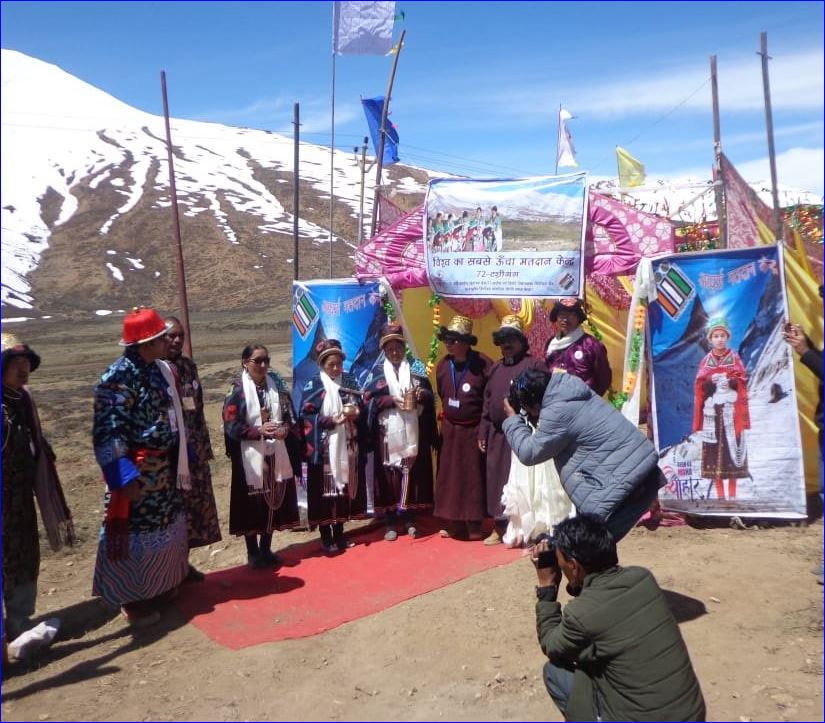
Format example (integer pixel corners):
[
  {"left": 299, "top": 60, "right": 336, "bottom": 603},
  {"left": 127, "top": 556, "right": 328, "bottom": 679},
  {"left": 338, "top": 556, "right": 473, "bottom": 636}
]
[
  {"left": 355, "top": 205, "right": 428, "bottom": 289},
  {"left": 721, "top": 154, "right": 763, "bottom": 249},
  {"left": 441, "top": 297, "right": 491, "bottom": 318},
  {"left": 377, "top": 193, "right": 407, "bottom": 233},
  {"left": 586, "top": 193, "right": 675, "bottom": 276},
  {"left": 356, "top": 194, "right": 677, "bottom": 290}
]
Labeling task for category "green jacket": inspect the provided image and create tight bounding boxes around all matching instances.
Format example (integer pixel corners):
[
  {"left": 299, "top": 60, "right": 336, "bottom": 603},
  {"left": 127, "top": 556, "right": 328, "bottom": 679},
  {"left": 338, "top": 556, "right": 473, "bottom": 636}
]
[{"left": 537, "top": 566, "right": 705, "bottom": 722}]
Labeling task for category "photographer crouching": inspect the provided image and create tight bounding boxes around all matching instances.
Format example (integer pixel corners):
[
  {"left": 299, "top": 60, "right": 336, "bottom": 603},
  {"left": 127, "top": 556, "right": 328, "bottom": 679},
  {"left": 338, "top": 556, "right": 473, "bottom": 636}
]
[
  {"left": 503, "top": 368, "right": 665, "bottom": 541},
  {"left": 533, "top": 515, "right": 705, "bottom": 721}
]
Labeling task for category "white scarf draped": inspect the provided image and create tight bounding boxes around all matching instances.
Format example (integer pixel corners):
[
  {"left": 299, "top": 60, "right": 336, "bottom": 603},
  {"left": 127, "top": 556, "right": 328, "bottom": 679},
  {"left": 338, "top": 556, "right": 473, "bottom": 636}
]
[
  {"left": 546, "top": 325, "right": 585, "bottom": 355},
  {"left": 156, "top": 360, "right": 191, "bottom": 491},
  {"left": 381, "top": 358, "right": 419, "bottom": 466},
  {"left": 241, "top": 370, "right": 294, "bottom": 490},
  {"left": 321, "top": 371, "right": 350, "bottom": 493}
]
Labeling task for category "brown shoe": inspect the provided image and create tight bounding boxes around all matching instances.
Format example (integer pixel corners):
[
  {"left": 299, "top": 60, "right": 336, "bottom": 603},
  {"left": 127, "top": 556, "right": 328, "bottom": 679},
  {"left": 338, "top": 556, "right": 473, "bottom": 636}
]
[
  {"left": 121, "top": 608, "right": 161, "bottom": 628},
  {"left": 483, "top": 529, "right": 502, "bottom": 546}
]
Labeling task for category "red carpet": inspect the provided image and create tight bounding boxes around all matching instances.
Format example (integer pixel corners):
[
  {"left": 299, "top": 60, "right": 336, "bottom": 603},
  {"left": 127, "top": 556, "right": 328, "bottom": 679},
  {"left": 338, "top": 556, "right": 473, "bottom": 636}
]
[{"left": 175, "top": 520, "right": 521, "bottom": 649}]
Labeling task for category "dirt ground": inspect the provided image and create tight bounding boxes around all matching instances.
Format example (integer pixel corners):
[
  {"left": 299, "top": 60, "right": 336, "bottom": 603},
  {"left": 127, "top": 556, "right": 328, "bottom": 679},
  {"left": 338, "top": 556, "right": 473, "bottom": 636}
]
[{"left": 1, "top": 314, "right": 823, "bottom": 722}]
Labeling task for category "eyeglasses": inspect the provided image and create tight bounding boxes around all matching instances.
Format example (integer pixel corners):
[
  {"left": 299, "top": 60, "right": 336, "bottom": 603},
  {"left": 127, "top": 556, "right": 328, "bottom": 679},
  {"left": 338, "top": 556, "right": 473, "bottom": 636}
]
[
  {"left": 248, "top": 357, "right": 270, "bottom": 366},
  {"left": 444, "top": 339, "right": 461, "bottom": 345}
]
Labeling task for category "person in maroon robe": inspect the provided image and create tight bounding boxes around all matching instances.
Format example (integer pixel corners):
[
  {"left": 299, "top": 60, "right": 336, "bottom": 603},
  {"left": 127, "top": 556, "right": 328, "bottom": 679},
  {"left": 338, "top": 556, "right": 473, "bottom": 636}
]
[
  {"left": 478, "top": 315, "right": 545, "bottom": 545},
  {"left": 434, "top": 315, "right": 492, "bottom": 540},
  {"left": 544, "top": 299, "right": 612, "bottom": 396}
]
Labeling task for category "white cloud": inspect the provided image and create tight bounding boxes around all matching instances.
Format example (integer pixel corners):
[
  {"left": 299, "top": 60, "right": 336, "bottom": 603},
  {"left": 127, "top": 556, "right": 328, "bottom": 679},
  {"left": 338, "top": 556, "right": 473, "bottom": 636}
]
[
  {"left": 735, "top": 147, "right": 824, "bottom": 197},
  {"left": 666, "top": 147, "right": 824, "bottom": 197},
  {"left": 571, "top": 48, "right": 823, "bottom": 117}
]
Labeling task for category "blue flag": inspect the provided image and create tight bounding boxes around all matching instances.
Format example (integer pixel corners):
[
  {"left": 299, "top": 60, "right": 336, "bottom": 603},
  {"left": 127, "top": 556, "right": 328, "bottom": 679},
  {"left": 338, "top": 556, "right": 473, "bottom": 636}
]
[{"left": 361, "top": 96, "right": 399, "bottom": 165}]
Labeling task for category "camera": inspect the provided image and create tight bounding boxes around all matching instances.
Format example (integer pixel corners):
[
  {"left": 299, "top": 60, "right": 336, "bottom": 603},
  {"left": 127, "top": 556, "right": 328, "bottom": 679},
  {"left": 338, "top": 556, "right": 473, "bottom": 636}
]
[
  {"left": 533, "top": 532, "right": 557, "bottom": 568},
  {"left": 507, "top": 381, "right": 522, "bottom": 415}
]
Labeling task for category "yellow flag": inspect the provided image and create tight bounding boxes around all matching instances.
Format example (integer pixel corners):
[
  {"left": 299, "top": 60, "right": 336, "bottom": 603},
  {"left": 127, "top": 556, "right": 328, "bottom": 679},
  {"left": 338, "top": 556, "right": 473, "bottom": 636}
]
[{"left": 616, "top": 146, "right": 646, "bottom": 187}]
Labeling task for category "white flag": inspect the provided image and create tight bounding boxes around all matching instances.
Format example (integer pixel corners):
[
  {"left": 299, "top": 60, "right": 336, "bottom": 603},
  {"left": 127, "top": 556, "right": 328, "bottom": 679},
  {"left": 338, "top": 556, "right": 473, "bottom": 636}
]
[
  {"left": 333, "top": 1, "right": 396, "bottom": 55},
  {"left": 556, "top": 107, "right": 577, "bottom": 169}
]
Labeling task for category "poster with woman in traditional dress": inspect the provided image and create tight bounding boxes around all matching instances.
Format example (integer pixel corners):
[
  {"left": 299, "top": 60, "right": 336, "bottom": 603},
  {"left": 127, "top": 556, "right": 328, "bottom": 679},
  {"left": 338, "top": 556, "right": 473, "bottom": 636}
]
[{"left": 648, "top": 245, "right": 806, "bottom": 518}]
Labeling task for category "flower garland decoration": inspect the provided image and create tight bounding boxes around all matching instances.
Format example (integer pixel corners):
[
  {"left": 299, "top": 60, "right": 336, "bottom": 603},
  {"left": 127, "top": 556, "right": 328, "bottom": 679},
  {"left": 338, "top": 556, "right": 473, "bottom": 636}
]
[
  {"left": 784, "top": 204, "right": 823, "bottom": 244},
  {"left": 624, "top": 300, "right": 647, "bottom": 391},
  {"left": 675, "top": 222, "right": 719, "bottom": 253},
  {"left": 425, "top": 292, "right": 442, "bottom": 376}
]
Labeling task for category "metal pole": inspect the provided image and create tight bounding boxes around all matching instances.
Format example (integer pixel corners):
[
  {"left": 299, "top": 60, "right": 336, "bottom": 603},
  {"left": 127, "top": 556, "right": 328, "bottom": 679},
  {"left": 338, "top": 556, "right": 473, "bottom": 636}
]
[
  {"left": 370, "top": 29, "right": 406, "bottom": 238},
  {"left": 358, "top": 136, "right": 368, "bottom": 243},
  {"left": 710, "top": 55, "right": 726, "bottom": 248},
  {"left": 329, "top": 51, "right": 337, "bottom": 277},
  {"left": 293, "top": 102, "right": 300, "bottom": 281},
  {"left": 554, "top": 104, "right": 561, "bottom": 176},
  {"left": 160, "top": 70, "right": 193, "bottom": 358},
  {"left": 758, "top": 32, "right": 784, "bottom": 242}
]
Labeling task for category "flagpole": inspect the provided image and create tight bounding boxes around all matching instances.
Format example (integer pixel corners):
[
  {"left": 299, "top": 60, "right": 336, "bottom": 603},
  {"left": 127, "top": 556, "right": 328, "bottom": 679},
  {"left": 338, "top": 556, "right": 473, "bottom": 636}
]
[
  {"left": 329, "top": 49, "right": 337, "bottom": 278},
  {"left": 370, "top": 28, "right": 406, "bottom": 239},
  {"left": 554, "top": 104, "right": 561, "bottom": 175}
]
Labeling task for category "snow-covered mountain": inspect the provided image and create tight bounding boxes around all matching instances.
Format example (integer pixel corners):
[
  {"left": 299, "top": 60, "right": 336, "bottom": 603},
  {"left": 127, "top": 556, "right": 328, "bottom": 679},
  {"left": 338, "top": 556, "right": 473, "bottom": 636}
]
[
  {"left": 1, "top": 49, "right": 820, "bottom": 318},
  {"left": 0, "top": 49, "right": 434, "bottom": 316}
]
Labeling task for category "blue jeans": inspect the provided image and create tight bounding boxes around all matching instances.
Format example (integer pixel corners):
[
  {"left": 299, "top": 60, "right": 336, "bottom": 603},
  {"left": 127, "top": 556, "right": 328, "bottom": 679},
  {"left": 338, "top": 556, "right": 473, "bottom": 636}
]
[
  {"left": 605, "top": 466, "right": 663, "bottom": 542},
  {"left": 543, "top": 660, "right": 575, "bottom": 716}
]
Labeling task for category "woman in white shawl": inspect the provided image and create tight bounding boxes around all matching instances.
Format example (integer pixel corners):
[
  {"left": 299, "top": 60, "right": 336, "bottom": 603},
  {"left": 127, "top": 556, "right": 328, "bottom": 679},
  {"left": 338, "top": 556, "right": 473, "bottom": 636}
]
[
  {"left": 300, "top": 339, "right": 368, "bottom": 553},
  {"left": 223, "top": 344, "right": 301, "bottom": 569},
  {"left": 364, "top": 323, "right": 436, "bottom": 541}
]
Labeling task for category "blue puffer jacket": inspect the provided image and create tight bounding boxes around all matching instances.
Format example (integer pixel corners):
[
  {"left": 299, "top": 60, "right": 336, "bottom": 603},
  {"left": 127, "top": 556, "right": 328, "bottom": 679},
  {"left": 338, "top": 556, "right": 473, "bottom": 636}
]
[{"left": 502, "top": 372, "right": 658, "bottom": 520}]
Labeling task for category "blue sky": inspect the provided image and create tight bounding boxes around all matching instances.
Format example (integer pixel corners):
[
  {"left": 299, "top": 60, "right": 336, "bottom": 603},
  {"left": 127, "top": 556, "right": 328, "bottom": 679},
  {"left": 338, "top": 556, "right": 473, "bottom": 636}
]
[{"left": 2, "top": 1, "right": 823, "bottom": 193}]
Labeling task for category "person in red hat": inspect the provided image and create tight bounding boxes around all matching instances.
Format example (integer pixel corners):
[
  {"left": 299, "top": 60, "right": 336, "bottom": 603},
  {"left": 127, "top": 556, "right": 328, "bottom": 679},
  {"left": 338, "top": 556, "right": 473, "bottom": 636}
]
[
  {"left": 163, "top": 316, "right": 222, "bottom": 580},
  {"left": 545, "top": 299, "right": 612, "bottom": 397},
  {"left": 91, "top": 307, "right": 190, "bottom": 627}
]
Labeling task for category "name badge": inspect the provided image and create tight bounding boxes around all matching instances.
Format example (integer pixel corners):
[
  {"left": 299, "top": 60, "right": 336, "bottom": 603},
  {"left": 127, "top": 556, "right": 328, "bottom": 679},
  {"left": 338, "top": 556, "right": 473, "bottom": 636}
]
[
  {"left": 447, "top": 398, "right": 461, "bottom": 409},
  {"left": 182, "top": 396, "right": 196, "bottom": 411}
]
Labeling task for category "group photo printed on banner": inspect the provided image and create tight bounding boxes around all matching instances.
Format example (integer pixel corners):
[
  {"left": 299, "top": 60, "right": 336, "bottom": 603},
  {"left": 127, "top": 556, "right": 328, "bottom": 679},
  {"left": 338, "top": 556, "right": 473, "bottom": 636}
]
[
  {"left": 424, "top": 174, "right": 588, "bottom": 299},
  {"left": 648, "top": 244, "right": 807, "bottom": 517}
]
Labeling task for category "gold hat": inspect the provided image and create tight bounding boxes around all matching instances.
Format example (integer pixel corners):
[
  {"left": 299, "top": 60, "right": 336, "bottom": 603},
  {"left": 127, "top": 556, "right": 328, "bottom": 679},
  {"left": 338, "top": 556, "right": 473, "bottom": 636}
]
[
  {"left": 492, "top": 314, "right": 528, "bottom": 346},
  {"left": 438, "top": 314, "right": 477, "bottom": 346}
]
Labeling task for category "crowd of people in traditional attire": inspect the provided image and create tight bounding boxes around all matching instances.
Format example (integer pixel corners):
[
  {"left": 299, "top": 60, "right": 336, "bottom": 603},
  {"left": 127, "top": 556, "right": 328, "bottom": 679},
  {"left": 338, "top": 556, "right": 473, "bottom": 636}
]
[{"left": 427, "top": 206, "right": 503, "bottom": 253}]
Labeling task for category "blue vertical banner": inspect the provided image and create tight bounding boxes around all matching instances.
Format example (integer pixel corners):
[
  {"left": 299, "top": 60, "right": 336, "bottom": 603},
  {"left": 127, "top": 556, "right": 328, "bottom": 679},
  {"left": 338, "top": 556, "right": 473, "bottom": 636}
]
[
  {"left": 648, "top": 245, "right": 806, "bottom": 518},
  {"left": 292, "top": 279, "right": 387, "bottom": 412},
  {"left": 361, "top": 96, "right": 399, "bottom": 165}
]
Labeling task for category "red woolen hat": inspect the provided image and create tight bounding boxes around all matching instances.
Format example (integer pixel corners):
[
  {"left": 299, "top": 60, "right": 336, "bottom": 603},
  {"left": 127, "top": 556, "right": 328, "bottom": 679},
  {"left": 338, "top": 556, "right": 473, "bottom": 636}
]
[{"left": 119, "top": 307, "right": 173, "bottom": 346}]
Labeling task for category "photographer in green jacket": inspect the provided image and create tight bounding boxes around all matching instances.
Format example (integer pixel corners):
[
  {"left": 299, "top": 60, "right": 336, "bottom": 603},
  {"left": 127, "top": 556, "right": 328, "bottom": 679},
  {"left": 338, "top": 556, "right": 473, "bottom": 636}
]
[{"left": 533, "top": 515, "right": 705, "bottom": 722}]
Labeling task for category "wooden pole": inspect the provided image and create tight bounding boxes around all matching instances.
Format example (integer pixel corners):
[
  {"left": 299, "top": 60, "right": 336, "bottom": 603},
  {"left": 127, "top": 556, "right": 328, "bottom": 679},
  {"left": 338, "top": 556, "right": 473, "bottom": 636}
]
[
  {"left": 710, "top": 55, "right": 726, "bottom": 248},
  {"left": 758, "top": 32, "right": 784, "bottom": 242},
  {"left": 370, "top": 29, "right": 406, "bottom": 238},
  {"left": 160, "top": 70, "right": 193, "bottom": 358}
]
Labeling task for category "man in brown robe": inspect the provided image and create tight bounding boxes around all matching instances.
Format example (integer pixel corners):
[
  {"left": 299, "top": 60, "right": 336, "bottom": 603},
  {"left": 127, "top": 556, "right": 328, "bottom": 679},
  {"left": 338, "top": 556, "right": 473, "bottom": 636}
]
[
  {"left": 434, "top": 315, "right": 492, "bottom": 540},
  {"left": 478, "top": 315, "right": 545, "bottom": 545}
]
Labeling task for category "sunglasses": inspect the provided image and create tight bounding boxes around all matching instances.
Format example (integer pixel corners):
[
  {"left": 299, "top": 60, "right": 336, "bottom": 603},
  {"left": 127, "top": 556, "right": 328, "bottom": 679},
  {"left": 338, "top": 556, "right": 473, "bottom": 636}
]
[
  {"left": 444, "top": 338, "right": 462, "bottom": 345},
  {"left": 248, "top": 357, "right": 270, "bottom": 366}
]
